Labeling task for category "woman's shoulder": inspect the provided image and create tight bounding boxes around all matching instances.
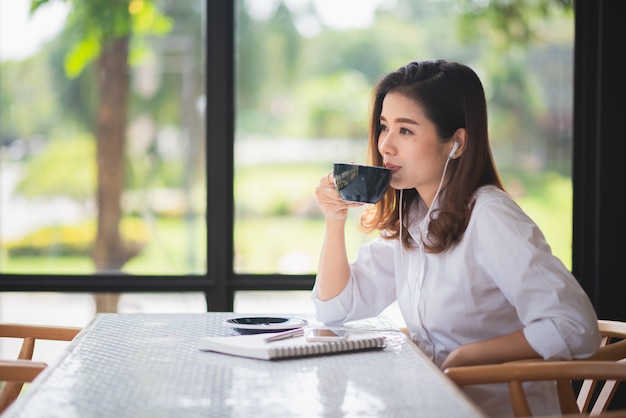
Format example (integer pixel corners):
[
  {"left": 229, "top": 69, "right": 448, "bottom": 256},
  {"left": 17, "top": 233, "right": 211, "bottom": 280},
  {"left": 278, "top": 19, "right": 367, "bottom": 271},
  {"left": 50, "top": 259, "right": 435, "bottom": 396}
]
[
  {"left": 473, "top": 184, "right": 511, "bottom": 204},
  {"left": 471, "top": 184, "right": 533, "bottom": 223}
]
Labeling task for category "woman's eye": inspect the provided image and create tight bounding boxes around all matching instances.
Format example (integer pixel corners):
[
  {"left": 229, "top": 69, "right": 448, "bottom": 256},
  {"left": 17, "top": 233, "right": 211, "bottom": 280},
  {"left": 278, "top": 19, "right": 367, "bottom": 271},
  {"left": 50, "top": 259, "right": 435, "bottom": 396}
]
[
  {"left": 379, "top": 124, "right": 388, "bottom": 132},
  {"left": 399, "top": 127, "right": 412, "bottom": 135}
]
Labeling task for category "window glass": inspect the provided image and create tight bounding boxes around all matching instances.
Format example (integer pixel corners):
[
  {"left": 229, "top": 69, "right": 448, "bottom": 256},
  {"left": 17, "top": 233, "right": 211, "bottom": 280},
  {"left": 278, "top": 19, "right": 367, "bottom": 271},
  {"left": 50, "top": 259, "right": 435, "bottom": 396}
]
[
  {"left": 234, "top": 0, "right": 574, "bottom": 274},
  {"left": 0, "top": 0, "right": 206, "bottom": 275}
]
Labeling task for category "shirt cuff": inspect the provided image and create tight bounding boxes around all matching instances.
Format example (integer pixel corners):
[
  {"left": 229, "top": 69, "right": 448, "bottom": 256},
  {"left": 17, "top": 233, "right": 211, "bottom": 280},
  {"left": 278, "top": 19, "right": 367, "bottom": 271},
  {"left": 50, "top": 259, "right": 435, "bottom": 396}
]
[
  {"left": 311, "top": 279, "right": 354, "bottom": 325},
  {"left": 523, "top": 319, "right": 571, "bottom": 360}
]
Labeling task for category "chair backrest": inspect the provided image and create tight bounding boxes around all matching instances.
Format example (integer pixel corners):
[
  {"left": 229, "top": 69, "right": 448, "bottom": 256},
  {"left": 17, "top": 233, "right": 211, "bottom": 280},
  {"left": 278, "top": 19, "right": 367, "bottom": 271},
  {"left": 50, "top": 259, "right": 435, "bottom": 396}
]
[
  {"left": 0, "top": 359, "right": 47, "bottom": 383},
  {"left": 0, "top": 323, "right": 81, "bottom": 413},
  {"left": 444, "top": 319, "right": 626, "bottom": 417},
  {"left": 578, "top": 319, "right": 626, "bottom": 415},
  {"left": 444, "top": 361, "right": 626, "bottom": 417}
]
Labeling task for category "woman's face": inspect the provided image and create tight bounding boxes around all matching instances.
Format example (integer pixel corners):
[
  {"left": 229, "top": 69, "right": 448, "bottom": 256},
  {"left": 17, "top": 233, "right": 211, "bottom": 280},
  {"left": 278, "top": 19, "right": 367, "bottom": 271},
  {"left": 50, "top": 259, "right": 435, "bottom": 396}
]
[{"left": 378, "top": 91, "right": 451, "bottom": 206}]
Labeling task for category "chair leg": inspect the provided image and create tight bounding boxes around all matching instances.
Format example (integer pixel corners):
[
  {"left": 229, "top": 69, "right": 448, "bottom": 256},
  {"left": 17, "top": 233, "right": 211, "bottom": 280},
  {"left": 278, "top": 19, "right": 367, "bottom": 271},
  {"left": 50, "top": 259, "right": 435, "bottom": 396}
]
[{"left": 0, "top": 383, "right": 25, "bottom": 414}]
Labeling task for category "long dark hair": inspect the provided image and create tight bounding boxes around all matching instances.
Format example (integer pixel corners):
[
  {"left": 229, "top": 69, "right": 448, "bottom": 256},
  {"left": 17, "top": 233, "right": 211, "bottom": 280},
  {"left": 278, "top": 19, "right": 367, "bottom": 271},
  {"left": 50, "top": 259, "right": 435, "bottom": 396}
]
[{"left": 361, "top": 60, "right": 504, "bottom": 252}]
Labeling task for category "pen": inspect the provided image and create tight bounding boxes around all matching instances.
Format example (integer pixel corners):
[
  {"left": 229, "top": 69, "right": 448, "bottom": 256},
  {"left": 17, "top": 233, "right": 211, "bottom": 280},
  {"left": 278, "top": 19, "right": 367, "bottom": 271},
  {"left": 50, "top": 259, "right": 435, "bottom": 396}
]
[{"left": 264, "top": 328, "right": 304, "bottom": 342}]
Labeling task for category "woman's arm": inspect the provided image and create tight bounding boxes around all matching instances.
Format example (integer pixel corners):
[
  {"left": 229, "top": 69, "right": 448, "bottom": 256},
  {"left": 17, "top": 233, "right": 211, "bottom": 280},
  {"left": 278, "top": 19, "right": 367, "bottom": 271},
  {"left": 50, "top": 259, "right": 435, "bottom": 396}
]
[
  {"left": 316, "top": 221, "right": 351, "bottom": 301},
  {"left": 441, "top": 330, "right": 540, "bottom": 370},
  {"left": 314, "top": 173, "right": 362, "bottom": 301}
]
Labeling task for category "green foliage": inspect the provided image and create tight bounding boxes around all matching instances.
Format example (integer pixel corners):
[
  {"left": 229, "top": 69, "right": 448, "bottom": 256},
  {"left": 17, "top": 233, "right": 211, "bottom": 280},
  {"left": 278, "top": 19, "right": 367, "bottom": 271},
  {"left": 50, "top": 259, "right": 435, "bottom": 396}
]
[
  {"left": 14, "top": 135, "right": 96, "bottom": 200},
  {"left": 282, "top": 71, "right": 370, "bottom": 139},
  {"left": 1, "top": 168, "right": 572, "bottom": 273},
  {"left": 235, "top": 163, "right": 327, "bottom": 217},
  {"left": 12, "top": 131, "right": 185, "bottom": 201},
  {"left": 2, "top": 216, "right": 204, "bottom": 274},
  {"left": 64, "top": 33, "right": 101, "bottom": 78},
  {"left": 234, "top": 164, "right": 573, "bottom": 271},
  {"left": 501, "top": 169, "right": 572, "bottom": 268},
  {"left": 132, "top": 1, "right": 172, "bottom": 36},
  {"left": 123, "top": 216, "right": 206, "bottom": 274},
  {"left": 31, "top": 0, "right": 174, "bottom": 78},
  {"left": 5, "top": 217, "right": 149, "bottom": 258},
  {"left": 317, "top": 72, "right": 369, "bottom": 136},
  {"left": 29, "top": 0, "right": 51, "bottom": 13},
  {"left": 235, "top": 0, "right": 574, "bottom": 156},
  {"left": 0, "top": 52, "right": 62, "bottom": 141},
  {"left": 457, "top": 0, "right": 573, "bottom": 49},
  {"left": 7, "top": 224, "right": 91, "bottom": 257}
]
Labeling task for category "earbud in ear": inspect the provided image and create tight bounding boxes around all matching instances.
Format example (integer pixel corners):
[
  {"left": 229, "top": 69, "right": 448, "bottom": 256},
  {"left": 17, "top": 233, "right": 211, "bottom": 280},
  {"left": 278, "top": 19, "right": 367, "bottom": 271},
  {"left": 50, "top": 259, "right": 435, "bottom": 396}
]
[{"left": 448, "top": 141, "right": 460, "bottom": 159}]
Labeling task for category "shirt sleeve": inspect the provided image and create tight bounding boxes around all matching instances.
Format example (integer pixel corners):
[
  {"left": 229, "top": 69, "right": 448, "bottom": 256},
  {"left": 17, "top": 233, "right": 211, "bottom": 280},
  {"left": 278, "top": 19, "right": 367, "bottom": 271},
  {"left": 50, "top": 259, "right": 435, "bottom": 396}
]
[
  {"left": 311, "top": 236, "right": 398, "bottom": 325},
  {"left": 471, "top": 191, "right": 601, "bottom": 360}
]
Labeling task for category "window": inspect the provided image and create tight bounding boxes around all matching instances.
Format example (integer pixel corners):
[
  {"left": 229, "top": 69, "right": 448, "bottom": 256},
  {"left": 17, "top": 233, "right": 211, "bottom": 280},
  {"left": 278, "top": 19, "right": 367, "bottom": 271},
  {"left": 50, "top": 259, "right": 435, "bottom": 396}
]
[
  {"left": 0, "top": 1, "right": 575, "bottom": 316},
  {"left": 0, "top": 0, "right": 206, "bottom": 275},
  {"left": 232, "top": 0, "right": 574, "bottom": 312}
]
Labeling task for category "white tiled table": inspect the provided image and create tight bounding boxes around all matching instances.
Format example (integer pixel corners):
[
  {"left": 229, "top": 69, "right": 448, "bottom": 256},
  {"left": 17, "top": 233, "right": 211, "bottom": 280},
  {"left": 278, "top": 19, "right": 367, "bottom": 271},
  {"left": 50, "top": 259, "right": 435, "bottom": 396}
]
[{"left": 3, "top": 312, "right": 485, "bottom": 417}]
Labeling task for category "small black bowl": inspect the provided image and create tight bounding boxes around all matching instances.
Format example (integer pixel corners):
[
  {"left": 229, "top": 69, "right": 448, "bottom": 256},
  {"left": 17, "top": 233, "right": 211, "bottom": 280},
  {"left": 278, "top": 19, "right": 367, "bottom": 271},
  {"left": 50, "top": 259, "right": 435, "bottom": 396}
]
[{"left": 333, "top": 162, "right": 392, "bottom": 204}]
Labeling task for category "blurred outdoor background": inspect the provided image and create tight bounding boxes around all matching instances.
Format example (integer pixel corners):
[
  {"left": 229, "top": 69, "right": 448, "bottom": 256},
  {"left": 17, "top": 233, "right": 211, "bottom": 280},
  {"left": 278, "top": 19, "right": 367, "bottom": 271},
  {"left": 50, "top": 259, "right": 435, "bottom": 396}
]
[{"left": 0, "top": 0, "right": 573, "bottom": 363}]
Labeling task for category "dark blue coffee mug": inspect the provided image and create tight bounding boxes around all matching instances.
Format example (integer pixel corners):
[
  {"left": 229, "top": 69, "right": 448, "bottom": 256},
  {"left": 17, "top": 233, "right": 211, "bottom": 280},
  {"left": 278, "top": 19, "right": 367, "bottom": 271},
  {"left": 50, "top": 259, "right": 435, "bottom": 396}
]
[{"left": 333, "top": 163, "right": 392, "bottom": 204}]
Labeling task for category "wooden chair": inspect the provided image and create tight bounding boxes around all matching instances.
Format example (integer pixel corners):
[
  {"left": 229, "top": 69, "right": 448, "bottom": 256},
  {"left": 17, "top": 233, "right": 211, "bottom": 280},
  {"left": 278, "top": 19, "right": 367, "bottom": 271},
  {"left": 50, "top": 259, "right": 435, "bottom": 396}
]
[
  {"left": 0, "top": 323, "right": 81, "bottom": 413},
  {"left": 0, "top": 359, "right": 47, "bottom": 384},
  {"left": 588, "top": 319, "right": 626, "bottom": 362},
  {"left": 444, "top": 360, "right": 626, "bottom": 417},
  {"left": 578, "top": 319, "right": 626, "bottom": 415},
  {"left": 443, "top": 319, "right": 626, "bottom": 417}
]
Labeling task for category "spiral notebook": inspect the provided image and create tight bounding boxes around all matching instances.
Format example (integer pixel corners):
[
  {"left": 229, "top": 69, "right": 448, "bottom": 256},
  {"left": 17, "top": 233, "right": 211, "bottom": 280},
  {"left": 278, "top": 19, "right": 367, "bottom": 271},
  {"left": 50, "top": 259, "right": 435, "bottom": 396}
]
[{"left": 198, "top": 331, "right": 387, "bottom": 360}]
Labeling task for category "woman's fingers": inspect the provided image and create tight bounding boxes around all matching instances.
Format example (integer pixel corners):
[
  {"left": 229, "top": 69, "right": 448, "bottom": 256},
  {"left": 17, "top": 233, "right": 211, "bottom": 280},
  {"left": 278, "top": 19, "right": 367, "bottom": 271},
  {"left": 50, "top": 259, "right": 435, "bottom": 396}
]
[{"left": 315, "top": 173, "right": 364, "bottom": 221}]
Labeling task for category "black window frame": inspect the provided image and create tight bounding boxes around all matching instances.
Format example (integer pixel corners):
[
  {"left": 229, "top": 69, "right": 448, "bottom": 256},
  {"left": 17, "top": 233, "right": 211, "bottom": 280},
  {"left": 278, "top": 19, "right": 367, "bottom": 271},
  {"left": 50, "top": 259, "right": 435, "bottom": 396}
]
[{"left": 0, "top": 0, "right": 624, "bottom": 321}]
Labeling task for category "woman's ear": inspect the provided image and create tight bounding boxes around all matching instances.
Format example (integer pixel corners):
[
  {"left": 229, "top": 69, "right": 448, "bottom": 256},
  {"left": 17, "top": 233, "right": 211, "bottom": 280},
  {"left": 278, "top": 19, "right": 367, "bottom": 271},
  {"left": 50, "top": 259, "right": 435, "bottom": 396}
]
[{"left": 451, "top": 128, "right": 466, "bottom": 159}]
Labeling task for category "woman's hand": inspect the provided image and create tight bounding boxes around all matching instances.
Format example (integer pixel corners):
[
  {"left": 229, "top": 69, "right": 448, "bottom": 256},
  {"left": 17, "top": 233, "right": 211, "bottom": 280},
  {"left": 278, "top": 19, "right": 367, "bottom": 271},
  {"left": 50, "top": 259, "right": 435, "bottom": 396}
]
[{"left": 315, "top": 173, "right": 362, "bottom": 223}]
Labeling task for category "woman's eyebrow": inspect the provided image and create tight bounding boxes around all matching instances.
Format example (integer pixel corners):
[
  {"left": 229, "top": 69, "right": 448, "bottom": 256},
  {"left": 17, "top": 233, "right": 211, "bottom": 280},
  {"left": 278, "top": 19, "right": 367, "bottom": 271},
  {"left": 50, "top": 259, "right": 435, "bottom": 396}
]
[
  {"left": 379, "top": 115, "right": 419, "bottom": 126},
  {"left": 379, "top": 115, "right": 418, "bottom": 125},
  {"left": 396, "top": 117, "right": 418, "bottom": 125}
]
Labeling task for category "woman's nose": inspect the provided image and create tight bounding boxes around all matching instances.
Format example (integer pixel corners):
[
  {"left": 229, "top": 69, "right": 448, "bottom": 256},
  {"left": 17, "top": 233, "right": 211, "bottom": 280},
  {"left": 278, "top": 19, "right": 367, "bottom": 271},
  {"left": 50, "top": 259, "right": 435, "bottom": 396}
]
[{"left": 378, "top": 132, "right": 394, "bottom": 155}]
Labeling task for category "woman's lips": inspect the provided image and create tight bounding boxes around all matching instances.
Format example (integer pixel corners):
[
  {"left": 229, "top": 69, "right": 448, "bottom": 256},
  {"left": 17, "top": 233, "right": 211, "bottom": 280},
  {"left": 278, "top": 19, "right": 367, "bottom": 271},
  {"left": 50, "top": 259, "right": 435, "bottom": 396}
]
[{"left": 385, "top": 163, "right": 400, "bottom": 173}]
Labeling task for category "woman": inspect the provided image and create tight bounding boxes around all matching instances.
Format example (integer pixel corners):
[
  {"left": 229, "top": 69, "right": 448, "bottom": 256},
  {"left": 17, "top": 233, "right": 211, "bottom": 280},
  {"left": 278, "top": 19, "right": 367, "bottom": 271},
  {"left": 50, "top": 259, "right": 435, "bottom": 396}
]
[{"left": 312, "top": 59, "right": 600, "bottom": 417}]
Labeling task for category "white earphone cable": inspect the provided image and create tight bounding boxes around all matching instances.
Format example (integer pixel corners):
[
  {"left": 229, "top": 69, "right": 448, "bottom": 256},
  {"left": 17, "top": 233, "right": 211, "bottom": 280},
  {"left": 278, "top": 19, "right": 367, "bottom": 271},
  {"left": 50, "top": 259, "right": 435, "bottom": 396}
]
[{"left": 405, "top": 152, "right": 454, "bottom": 353}]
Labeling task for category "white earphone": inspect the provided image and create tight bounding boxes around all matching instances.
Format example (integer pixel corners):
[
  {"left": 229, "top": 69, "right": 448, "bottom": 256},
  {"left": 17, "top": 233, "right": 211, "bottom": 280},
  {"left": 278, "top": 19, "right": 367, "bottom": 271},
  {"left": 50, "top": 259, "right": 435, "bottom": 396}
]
[{"left": 448, "top": 141, "right": 460, "bottom": 159}]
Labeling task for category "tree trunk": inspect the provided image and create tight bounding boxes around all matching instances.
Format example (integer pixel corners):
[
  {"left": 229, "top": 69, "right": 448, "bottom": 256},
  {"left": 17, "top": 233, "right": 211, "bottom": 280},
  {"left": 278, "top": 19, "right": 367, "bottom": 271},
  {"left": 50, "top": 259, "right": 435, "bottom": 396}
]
[
  {"left": 91, "top": 37, "right": 139, "bottom": 313},
  {"left": 93, "top": 293, "right": 122, "bottom": 314},
  {"left": 91, "top": 36, "right": 141, "bottom": 272}
]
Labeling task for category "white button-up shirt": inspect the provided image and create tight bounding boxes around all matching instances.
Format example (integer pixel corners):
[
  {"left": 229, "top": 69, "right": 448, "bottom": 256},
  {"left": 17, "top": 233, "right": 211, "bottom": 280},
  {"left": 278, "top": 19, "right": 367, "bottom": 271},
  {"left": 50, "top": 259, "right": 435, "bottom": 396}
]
[{"left": 312, "top": 185, "right": 600, "bottom": 417}]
